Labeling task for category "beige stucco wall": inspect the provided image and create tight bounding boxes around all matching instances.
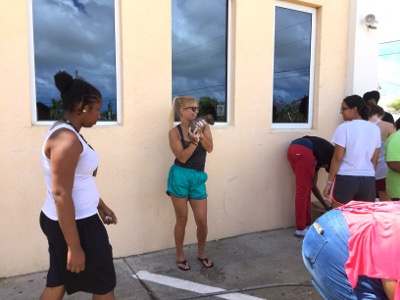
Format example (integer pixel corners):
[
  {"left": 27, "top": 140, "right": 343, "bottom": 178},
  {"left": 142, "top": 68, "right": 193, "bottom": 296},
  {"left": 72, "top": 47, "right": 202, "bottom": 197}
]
[{"left": 0, "top": 0, "right": 352, "bottom": 277}]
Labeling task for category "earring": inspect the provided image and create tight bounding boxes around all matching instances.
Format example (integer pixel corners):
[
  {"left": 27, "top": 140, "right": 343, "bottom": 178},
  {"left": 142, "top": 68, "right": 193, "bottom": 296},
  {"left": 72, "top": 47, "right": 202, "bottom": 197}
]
[{"left": 83, "top": 109, "right": 86, "bottom": 113}]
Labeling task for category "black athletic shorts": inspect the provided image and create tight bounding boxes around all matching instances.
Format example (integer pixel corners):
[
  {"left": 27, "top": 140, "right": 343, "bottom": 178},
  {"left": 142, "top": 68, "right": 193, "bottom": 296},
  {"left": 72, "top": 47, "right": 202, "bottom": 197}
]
[
  {"left": 331, "top": 175, "right": 376, "bottom": 205},
  {"left": 40, "top": 211, "right": 116, "bottom": 295}
]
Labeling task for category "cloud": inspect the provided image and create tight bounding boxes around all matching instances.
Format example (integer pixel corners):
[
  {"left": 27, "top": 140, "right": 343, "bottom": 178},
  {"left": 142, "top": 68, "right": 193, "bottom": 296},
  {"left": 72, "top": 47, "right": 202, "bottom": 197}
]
[
  {"left": 32, "top": 0, "right": 116, "bottom": 106},
  {"left": 273, "top": 6, "right": 312, "bottom": 103},
  {"left": 172, "top": 0, "right": 227, "bottom": 102}
]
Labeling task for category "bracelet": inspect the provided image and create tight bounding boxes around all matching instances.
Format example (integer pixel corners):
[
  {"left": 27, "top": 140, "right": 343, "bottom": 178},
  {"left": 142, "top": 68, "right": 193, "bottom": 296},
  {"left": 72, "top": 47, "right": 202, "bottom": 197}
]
[
  {"left": 326, "top": 179, "right": 333, "bottom": 184},
  {"left": 191, "top": 141, "right": 198, "bottom": 146}
]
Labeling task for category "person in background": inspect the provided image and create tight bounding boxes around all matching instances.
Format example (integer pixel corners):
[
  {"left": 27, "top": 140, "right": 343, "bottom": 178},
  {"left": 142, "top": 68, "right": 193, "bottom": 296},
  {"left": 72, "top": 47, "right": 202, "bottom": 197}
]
[
  {"left": 395, "top": 118, "right": 400, "bottom": 131},
  {"left": 368, "top": 104, "right": 395, "bottom": 201},
  {"left": 287, "top": 136, "right": 334, "bottom": 238},
  {"left": 166, "top": 96, "right": 214, "bottom": 271},
  {"left": 363, "top": 90, "right": 394, "bottom": 124},
  {"left": 323, "top": 95, "right": 380, "bottom": 207},
  {"left": 303, "top": 201, "right": 400, "bottom": 300},
  {"left": 40, "top": 71, "right": 117, "bottom": 300},
  {"left": 385, "top": 117, "right": 400, "bottom": 201}
]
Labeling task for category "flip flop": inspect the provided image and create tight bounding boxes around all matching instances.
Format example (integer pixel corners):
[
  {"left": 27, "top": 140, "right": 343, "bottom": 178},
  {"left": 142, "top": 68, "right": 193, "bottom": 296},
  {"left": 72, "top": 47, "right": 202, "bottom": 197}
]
[
  {"left": 176, "top": 260, "right": 190, "bottom": 271},
  {"left": 197, "top": 257, "right": 214, "bottom": 268}
]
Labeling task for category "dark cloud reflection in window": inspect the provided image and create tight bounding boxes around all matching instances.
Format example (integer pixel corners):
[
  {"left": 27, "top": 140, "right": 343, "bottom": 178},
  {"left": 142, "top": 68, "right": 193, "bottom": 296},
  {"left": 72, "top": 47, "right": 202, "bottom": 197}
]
[
  {"left": 172, "top": 0, "right": 228, "bottom": 122},
  {"left": 272, "top": 4, "right": 315, "bottom": 127},
  {"left": 31, "top": 0, "right": 119, "bottom": 122}
]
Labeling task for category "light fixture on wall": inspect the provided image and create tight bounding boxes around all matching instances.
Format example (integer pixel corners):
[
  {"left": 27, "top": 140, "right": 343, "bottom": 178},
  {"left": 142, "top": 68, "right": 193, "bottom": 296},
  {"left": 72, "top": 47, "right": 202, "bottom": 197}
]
[{"left": 365, "top": 14, "right": 378, "bottom": 29}]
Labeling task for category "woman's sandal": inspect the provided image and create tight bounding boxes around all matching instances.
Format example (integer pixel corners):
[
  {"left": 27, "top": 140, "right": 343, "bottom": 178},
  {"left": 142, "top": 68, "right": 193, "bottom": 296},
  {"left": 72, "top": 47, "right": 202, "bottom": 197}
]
[
  {"left": 197, "top": 257, "right": 214, "bottom": 268},
  {"left": 176, "top": 260, "right": 190, "bottom": 271}
]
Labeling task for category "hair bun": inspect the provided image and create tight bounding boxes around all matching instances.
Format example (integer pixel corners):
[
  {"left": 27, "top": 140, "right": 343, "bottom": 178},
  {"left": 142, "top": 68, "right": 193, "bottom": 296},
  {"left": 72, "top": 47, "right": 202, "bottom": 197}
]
[{"left": 54, "top": 71, "right": 73, "bottom": 93}]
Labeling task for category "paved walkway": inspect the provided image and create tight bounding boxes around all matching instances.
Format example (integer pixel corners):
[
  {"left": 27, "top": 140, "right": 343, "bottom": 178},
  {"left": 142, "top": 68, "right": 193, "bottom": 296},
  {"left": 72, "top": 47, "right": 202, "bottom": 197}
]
[{"left": 0, "top": 228, "right": 322, "bottom": 300}]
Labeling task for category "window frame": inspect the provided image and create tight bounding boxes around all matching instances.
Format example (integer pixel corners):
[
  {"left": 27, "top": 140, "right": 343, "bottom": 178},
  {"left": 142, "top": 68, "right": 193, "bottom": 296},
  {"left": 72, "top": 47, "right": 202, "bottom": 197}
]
[
  {"left": 271, "top": 1, "right": 316, "bottom": 130},
  {"left": 28, "top": 0, "right": 122, "bottom": 126},
  {"left": 172, "top": 0, "right": 232, "bottom": 127}
]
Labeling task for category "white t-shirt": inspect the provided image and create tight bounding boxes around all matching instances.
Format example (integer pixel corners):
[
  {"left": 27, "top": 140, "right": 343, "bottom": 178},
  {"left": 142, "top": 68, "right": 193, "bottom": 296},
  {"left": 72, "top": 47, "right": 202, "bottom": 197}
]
[
  {"left": 332, "top": 120, "right": 381, "bottom": 177},
  {"left": 41, "top": 123, "right": 100, "bottom": 221}
]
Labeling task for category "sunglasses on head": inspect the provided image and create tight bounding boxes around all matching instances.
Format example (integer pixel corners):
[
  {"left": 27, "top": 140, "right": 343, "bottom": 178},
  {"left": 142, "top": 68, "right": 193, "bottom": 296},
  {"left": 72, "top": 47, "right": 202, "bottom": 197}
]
[{"left": 185, "top": 106, "right": 199, "bottom": 112}]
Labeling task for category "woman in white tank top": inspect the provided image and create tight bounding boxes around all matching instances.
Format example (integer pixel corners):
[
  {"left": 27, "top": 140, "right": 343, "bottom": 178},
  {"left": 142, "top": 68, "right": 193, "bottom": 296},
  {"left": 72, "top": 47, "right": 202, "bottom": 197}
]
[{"left": 40, "top": 71, "right": 117, "bottom": 299}]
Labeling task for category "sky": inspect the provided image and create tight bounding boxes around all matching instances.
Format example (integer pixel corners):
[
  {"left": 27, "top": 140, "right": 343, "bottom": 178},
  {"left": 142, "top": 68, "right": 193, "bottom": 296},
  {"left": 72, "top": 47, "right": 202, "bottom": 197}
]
[
  {"left": 32, "top": 0, "right": 117, "bottom": 108},
  {"left": 273, "top": 6, "right": 312, "bottom": 105},
  {"left": 377, "top": 1, "right": 400, "bottom": 106},
  {"left": 31, "top": 0, "right": 399, "bottom": 114},
  {"left": 172, "top": 0, "right": 227, "bottom": 104}
]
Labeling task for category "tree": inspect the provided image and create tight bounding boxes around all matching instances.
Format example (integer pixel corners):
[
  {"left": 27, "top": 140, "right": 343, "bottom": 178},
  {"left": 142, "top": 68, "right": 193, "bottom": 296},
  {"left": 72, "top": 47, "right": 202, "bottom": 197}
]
[
  {"left": 100, "top": 101, "right": 116, "bottom": 121},
  {"left": 273, "top": 96, "right": 308, "bottom": 123},
  {"left": 387, "top": 98, "right": 400, "bottom": 113},
  {"left": 49, "top": 98, "right": 63, "bottom": 120}
]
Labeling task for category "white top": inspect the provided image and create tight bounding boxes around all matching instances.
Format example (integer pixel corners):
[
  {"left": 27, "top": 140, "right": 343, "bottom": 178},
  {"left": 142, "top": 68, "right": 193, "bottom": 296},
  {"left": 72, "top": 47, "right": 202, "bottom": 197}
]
[
  {"left": 371, "top": 120, "right": 388, "bottom": 180},
  {"left": 41, "top": 123, "right": 99, "bottom": 221},
  {"left": 376, "top": 140, "right": 387, "bottom": 179},
  {"left": 332, "top": 120, "right": 381, "bottom": 177}
]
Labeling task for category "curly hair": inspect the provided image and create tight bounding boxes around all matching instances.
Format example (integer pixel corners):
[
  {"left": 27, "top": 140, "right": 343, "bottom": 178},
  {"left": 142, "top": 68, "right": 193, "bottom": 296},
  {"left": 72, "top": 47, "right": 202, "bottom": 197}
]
[{"left": 54, "top": 71, "right": 101, "bottom": 114}]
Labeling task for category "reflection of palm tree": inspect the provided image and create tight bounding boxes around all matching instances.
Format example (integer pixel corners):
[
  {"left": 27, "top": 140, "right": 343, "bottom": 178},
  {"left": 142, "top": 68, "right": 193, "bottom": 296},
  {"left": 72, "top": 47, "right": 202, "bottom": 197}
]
[
  {"left": 100, "top": 101, "right": 116, "bottom": 120},
  {"left": 50, "top": 98, "right": 63, "bottom": 120}
]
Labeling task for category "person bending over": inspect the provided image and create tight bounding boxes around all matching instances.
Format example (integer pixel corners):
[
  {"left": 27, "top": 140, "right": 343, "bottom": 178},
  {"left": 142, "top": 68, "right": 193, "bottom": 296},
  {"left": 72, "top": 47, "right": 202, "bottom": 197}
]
[{"left": 303, "top": 201, "right": 400, "bottom": 300}]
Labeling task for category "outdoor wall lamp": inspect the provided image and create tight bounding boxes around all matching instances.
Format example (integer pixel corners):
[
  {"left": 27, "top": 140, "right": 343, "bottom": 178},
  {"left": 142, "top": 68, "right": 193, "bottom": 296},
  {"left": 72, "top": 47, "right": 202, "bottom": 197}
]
[{"left": 365, "top": 14, "right": 378, "bottom": 29}]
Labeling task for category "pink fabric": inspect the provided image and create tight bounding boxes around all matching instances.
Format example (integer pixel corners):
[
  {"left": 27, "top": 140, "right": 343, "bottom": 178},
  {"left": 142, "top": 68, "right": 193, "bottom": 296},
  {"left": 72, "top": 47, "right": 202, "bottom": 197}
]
[{"left": 339, "top": 201, "right": 400, "bottom": 300}]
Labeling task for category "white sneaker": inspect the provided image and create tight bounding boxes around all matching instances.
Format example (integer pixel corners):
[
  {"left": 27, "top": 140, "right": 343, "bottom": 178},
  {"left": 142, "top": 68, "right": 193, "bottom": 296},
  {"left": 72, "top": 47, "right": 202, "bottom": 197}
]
[{"left": 294, "top": 227, "right": 309, "bottom": 238}]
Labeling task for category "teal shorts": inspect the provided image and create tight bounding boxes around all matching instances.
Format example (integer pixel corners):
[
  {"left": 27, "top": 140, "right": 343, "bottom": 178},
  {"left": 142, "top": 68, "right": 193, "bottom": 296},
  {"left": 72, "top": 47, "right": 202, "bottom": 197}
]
[{"left": 166, "top": 164, "right": 208, "bottom": 200}]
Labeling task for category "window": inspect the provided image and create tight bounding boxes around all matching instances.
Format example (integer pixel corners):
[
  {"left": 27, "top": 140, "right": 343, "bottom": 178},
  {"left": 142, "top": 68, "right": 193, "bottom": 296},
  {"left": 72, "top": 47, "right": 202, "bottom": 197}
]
[
  {"left": 272, "top": 1, "right": 316, "bottom": 129},
  {"left": 172, "top": 0, "right": 229, "bottom": 123},
  {"left": 29, "top": 0, "right": 121, "bottom": 123}
]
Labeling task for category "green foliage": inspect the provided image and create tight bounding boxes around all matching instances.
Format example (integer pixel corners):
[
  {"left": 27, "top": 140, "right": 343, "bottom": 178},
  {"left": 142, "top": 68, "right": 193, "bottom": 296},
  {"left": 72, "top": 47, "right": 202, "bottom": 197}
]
[
  {"left": 100, "top": 101, "right": 116, "bottom": 121},
  {"left": 273, "top": 97, "right": 307, "bottom": 123},
  {"left": 386, "top": 98, "right": 400, "bottom": 113},
  {"left": 50, "top": 98, "right": 63, "bottom": 120},
  {"left": 198, "top": 96, "right": 218, "bottom": 116}
]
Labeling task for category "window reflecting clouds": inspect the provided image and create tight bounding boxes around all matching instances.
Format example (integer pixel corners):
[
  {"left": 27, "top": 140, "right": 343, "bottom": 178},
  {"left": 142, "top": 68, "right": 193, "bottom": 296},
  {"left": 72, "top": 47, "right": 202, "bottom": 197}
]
[
  {"left": 172, "top": 0, "right": 228, "bottom": 122},
  {"left": 31, "top": 0, "right": 119, "bottom": 122},
  {"left": 273, "top": 4, "right": 315, "bottom": 127}
]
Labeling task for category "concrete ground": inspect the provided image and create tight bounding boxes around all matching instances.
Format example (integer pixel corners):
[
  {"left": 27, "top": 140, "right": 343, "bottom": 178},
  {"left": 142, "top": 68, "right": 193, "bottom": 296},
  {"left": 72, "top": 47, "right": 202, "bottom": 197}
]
[{"left": 0, "top": 228, "right": 322, "bottom": 300}]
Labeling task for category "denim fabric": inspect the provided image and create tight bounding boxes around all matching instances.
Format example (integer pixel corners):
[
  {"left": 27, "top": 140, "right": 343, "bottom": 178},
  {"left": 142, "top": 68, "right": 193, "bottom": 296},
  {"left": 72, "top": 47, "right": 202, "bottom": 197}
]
[{"left": 302, "top": 210, "right": 387, "bottom": 300}]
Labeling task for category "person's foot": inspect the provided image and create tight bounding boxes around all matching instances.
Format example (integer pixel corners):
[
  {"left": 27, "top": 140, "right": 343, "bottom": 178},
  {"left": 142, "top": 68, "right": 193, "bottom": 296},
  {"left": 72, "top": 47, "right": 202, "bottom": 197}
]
[
  {"left": 197, "top": 257, "right": 214, "bottom": 268},
  {"left": 176, "top": 260, "right": 190, "bottom": 271},
  {"left": 294, "top": 227, "right": 309, "bottom": 238}
]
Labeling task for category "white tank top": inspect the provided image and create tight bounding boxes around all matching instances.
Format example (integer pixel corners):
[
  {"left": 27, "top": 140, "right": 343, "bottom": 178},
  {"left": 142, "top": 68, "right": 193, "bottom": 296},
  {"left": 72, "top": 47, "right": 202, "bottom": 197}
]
[
  {"left": 372, "top": 120, "right": 388, "bottom": 180},
  {"left": 41, "top": 123, "right": 99, "bottom": 220}
]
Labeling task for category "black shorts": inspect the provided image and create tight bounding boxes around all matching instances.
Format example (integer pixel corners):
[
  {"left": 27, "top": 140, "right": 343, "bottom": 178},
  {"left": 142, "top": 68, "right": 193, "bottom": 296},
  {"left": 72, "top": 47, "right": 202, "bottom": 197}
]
[
  {"left": 331, "top": 175, "right": 376, "bottom": 205},
  {"left": 40, "top": 211, "right": 116, "bottom": 295}
]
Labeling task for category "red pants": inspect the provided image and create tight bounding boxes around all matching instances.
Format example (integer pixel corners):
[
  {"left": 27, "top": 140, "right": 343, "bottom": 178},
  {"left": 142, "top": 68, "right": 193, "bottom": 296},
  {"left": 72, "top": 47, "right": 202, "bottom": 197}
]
[{"left": 287, "top": 144, "right": 316, "bottom": 230}]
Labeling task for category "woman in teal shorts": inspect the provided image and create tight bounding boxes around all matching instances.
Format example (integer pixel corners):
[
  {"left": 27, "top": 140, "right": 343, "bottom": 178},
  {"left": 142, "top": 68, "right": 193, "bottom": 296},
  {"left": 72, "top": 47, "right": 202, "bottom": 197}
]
[{"left": 167, "top": 96, "right": 214, "bottom": 271}]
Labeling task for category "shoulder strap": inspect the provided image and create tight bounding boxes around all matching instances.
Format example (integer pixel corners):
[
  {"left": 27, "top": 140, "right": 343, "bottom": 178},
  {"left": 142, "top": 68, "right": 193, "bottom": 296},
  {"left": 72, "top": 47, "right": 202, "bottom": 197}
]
[
  {"left": 177, "top": 124, "right": 184, "bottom": 139},
  {"left": 176, "top": 124, "right": 189, "bottom": 149}
]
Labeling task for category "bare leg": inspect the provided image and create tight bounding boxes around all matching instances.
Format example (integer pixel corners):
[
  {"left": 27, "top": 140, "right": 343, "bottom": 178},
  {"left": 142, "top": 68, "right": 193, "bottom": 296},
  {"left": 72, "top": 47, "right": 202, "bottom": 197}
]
[
  {"left": 40, "top": 286, "right": 65, "bottom": 300},
  {"left": 170, "top": 195, "right": 189, "bottom": 267},
  {"left": 378, "top": 191, "right": 391, "bottom": 202},
  {"left": 189, "top": 198, "right": 212, "bottom": 267},
  {"left": 93, "top": 291, "right": 115, "bottom": 300}
]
